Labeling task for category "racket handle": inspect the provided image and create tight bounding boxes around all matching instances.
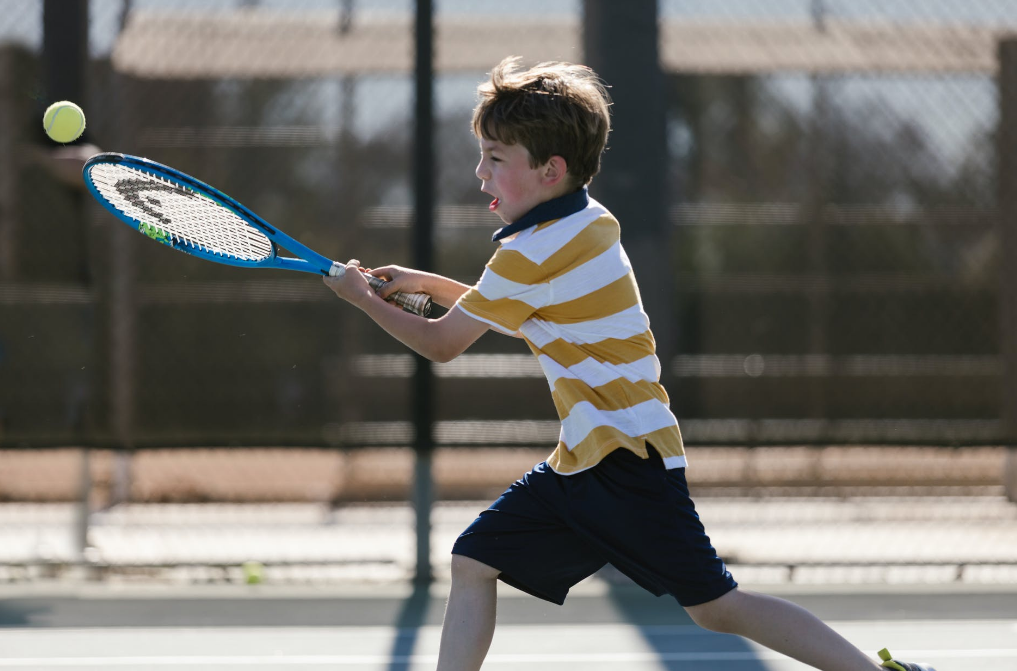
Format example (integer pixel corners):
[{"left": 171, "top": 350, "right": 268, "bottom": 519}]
[
  {"left": 365, "top": 274, "right": 433, "bottom": 317},
  {"left": 330, "top": 263, "right": 433, "bottom": 317}
]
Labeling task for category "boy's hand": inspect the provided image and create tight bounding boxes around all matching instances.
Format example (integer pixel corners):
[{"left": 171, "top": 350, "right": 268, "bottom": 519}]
[
  {"left": 322, "top": 259, "right": 377, "bottom": 308},
  {"left": 367, "top": 265, "right": 428, "bottom": 301}
]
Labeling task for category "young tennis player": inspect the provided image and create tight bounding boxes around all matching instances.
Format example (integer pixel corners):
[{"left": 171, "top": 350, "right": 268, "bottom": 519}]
[{"left": 324, "top": 57, "right": 935, "bottom": 671}]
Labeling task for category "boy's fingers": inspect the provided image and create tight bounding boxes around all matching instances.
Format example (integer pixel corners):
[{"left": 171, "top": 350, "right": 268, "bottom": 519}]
[
  {"left": 359, "top": 264, "right": 406, "bottom": 299},
  {"left": 376, "top": 280, "right": 399, "bottom": 300}
]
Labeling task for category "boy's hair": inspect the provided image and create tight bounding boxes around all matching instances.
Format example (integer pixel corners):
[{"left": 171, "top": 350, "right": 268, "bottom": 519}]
[{"left": 472, "top": 56, "right": 612, "bottom": 188}]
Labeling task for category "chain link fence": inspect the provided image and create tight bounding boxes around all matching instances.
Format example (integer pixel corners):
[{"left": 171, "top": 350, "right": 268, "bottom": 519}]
[{"left": 1, "top": 0, "right": 1017, "bottom": 582}]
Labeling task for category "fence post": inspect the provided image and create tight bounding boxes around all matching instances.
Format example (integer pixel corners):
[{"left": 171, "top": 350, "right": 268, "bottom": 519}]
[
  {"left": 412, "top": 0, "right": 435, "bottom": 585},
  {"left": 0, "top": 46, "right": 22, "bottom": 281},
  {"left": 805, "top": 75, "right": 832, "bottom": 426},
  {"left": 998, "top": 38, "right": 1017, "bottom": 502},
  {"left": 102, "top": 69, "right": 139, "bottom": 506},
  {"left": 1005, "top": 450, "right": 1017, "bottom": 503},
  {"left": 42, "top": 0, "right": 94, "bottom": 555},
  {"left": 582, "top": 0, "right": 674, "bottom": 384}
]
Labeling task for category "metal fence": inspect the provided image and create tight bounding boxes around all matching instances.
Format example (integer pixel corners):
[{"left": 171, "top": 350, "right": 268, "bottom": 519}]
[
  {"left": 2, "top": 0, "right": 1017, "bottom": 584},
  {"left": 2, "top": 1, "right": 1017, "bottom": 473}
]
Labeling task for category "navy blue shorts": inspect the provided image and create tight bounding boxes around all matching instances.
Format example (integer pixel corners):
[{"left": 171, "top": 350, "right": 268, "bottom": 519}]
[{"left": 451, "top": 446, "right": 738, "bottom": 607}]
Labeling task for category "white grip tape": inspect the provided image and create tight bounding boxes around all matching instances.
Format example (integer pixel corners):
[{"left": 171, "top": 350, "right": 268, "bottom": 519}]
[{"left": 329, "top": 262, "right": 346, "bottom": 278}]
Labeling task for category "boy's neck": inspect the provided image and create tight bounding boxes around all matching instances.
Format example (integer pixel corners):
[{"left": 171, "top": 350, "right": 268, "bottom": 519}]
[{"left": 541, "top": 180, "right": 578, "bottom": 204}]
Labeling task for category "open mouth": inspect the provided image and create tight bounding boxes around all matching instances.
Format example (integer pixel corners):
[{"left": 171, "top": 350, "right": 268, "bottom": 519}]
[{"left": 489, "top": 197, "right": 500, "bottom": 212}]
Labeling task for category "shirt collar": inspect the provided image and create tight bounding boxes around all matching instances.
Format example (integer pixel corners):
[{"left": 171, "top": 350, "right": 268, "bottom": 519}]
[{"left": 491, "top": 186, "right": 590, "bottom": 242}]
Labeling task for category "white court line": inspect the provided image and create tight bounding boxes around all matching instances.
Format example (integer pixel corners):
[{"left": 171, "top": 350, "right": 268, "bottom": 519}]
[{"left": 0, "top": 649, "right": 1015, "bottom": 666}]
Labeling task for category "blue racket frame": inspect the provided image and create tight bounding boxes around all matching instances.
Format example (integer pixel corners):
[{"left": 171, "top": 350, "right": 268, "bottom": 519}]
[{"left": 82, "top": 152, "right": 334, "bottom": 275}]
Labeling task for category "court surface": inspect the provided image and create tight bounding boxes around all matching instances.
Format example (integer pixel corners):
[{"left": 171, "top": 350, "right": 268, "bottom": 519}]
[{"left": 1, "top": 582, "right": 1015, "bottom": 670}]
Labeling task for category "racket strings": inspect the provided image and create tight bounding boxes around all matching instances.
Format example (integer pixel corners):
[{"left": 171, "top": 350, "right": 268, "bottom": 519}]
[{"left": 87, "top": 163, "right": 274, "bottom": 262}]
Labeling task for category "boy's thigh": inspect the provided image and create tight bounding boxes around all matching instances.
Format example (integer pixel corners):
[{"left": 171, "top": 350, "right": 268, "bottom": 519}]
[
  {"left": 449, "top": 553, "right": 501, "bottom": 580},
  {"left": 452, "top": 462, "right": 608, "bottom": 605}
]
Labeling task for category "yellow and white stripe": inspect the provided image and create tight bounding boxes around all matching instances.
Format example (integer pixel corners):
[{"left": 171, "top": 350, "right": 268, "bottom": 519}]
[{"left": 457, "top": 200, "right": 685, "bottom": 474}]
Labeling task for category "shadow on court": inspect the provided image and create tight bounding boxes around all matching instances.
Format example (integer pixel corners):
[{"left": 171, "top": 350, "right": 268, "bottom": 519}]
[
  {"left": 602, "top": 575, "right": 770, "bottom": 671},
  {"left": 387, "top": 583, "right": 434, "bottom": 671},
  {"left": 0, "top": 599, "right": 53, "bottom": 627}
]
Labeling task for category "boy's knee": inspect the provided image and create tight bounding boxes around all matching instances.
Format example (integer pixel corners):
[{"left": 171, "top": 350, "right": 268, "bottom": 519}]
[{"left": 450, "top": 554, "right": 500, "bottom": 583}]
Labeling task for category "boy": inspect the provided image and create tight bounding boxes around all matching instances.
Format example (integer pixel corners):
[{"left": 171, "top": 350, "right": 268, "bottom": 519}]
[{"left": 324, "top": 57, "right": 935, "bottom": 671}]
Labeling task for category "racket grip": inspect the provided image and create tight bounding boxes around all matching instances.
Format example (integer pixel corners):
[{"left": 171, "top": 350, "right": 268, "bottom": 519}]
[
  {"left": 330, "top": 263, "right": 432, "bottom": 317},
  {"left": 365, "top": 275, "right": 433, "bottom": 317},
  {"left": 329, "top": 260, "right": 433, "bottom": 315}
]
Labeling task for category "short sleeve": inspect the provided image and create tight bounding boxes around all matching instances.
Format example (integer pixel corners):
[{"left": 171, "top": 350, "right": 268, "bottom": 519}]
[{"left": 456, "top": 246, "right": 551, "bottom": 334}]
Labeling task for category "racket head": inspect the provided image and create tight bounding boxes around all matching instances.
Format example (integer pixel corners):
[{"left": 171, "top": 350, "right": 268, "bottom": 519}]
[{"left": 82, "top": 153, "right": 327, "bottom": 274}]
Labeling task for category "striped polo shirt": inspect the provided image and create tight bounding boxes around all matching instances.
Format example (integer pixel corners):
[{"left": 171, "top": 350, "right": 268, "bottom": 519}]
[{"left": 456, "top": 195, "right": 686, "bottom": 475}]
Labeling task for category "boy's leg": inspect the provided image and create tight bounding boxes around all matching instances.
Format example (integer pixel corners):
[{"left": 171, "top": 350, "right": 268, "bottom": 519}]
[
  {"left": 685, "top": 588, "right": 879, "bottom": 671},
  {"left": 441, "top": 460, "right": 610, "bottom": 669},
  {"left": 436, "top": 555, "right": 501, "bottom": 671}
]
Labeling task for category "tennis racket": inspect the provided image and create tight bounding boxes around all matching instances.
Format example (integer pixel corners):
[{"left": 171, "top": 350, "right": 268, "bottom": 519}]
[{"left": 82, "top": 152, "right": 432, "bottom": 316}]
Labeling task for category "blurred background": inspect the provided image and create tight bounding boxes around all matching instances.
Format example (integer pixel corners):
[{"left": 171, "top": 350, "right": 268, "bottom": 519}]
[{"left": 1, "top": 0, "right": 1017, "bottom": 589}]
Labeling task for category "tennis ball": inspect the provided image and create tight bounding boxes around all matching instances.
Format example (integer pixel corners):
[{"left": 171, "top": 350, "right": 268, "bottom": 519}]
[
  {"left": 242, "top": 560, "right": 264, "bottom": 584},
  {"left": 43, "top": 100, "right": 86, "bottom": 143}
]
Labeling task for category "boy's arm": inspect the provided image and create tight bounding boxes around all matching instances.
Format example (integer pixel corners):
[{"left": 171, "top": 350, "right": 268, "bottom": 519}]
[
  {"left": 324, "top": 264, "right": 489, "bottom": 363},
  {"left": 370, "top": 265, "right": 526, "bottom": 339}
]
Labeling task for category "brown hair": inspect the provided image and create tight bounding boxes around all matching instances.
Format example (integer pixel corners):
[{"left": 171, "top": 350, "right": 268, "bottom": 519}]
[{"left": 472, "top": 56, "right": 612, "bottom": 188}]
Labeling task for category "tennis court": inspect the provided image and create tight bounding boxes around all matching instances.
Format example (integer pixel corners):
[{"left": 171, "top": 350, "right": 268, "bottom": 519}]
[
  {"left": 2, "top": 491, "right": 1017, "bottom": 669},
  {"left": 2, "top": 580, "right": 1016, "bottom": 670}
]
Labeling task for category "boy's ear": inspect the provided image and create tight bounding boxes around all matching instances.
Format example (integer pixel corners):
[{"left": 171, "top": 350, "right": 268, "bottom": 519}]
[{"left": 542, "top": 155, "right": 569, "bottom": 187}]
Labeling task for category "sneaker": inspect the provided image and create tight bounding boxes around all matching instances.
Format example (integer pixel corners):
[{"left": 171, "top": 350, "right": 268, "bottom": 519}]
[{"left": 878, "top": 648, "right": 937, "bottom": 671}]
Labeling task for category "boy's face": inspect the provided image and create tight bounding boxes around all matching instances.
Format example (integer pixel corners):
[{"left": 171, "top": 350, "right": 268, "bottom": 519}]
[{"left": 475, "top": 139, "right": 552, "bottom": 225}]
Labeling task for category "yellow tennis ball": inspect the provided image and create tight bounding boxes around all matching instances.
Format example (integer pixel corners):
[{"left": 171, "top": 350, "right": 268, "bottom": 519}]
[
  {"left": 43, "top": 100, "right": 86, "bottom": 143},
  {"left": 242, "top": 560, "right": 264, "bottom": 584}
]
